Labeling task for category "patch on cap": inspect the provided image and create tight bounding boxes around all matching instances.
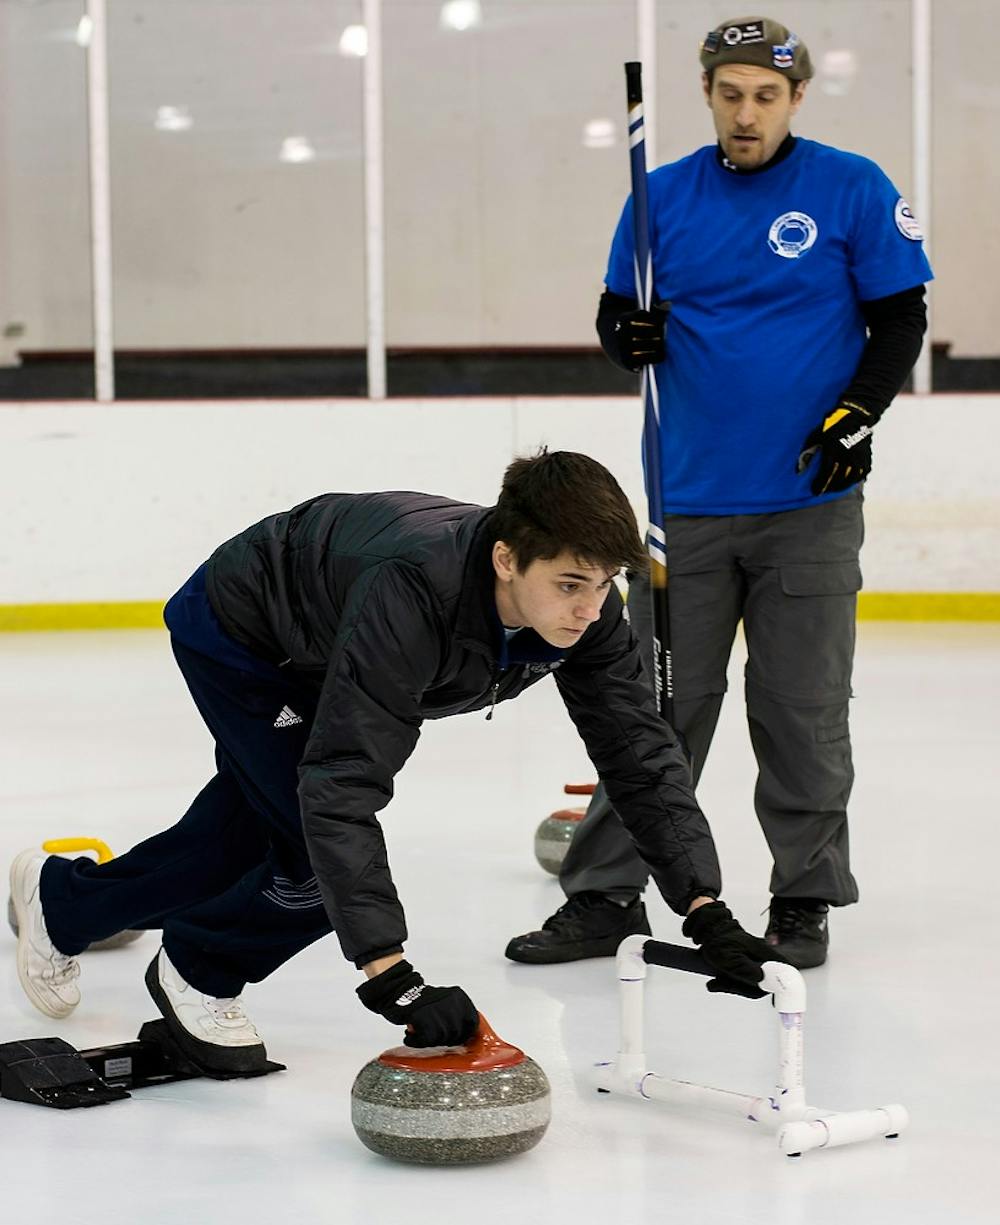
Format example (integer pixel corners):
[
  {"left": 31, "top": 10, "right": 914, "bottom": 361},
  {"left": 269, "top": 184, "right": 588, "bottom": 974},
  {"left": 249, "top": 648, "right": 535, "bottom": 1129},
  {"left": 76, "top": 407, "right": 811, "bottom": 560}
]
[
  {"left": 700, "top": 17, "right": 814, "bottom": 80},
  {"left": 773, "top": 30, "right": 800, "bottom": 69},
  {"left": 721, "top": 20, "right": 765, "bottom": 46}
]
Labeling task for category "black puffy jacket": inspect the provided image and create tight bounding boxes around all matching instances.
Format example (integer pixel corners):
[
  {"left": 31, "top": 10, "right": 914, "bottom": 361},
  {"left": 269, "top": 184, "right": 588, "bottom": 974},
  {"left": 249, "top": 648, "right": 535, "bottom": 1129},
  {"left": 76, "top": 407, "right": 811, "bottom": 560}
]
[{"left": 206, "top": 491, "right": 721, "bottom": 965}]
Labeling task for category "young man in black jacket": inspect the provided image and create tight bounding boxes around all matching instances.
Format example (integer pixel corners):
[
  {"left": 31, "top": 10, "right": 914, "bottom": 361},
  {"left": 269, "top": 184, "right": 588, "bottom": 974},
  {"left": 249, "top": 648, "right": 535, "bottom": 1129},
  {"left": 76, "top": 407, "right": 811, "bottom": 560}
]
[{"left": 11, "top": 451, "right": 778, "bottom": 1073}]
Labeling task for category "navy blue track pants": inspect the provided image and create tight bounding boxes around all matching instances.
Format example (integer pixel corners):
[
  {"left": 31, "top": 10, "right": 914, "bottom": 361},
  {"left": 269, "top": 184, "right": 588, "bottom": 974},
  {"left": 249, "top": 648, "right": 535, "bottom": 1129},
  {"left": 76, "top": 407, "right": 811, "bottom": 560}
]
[{"left": 40, "top": 641, "right": 333, "bottom": 997}]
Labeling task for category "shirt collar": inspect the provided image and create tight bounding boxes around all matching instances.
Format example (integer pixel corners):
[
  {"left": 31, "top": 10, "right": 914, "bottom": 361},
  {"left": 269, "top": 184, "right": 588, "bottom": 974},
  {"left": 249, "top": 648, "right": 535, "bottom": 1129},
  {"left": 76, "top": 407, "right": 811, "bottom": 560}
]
[{"left": 715, "top": 132, "right": 797, "bottom": 176}]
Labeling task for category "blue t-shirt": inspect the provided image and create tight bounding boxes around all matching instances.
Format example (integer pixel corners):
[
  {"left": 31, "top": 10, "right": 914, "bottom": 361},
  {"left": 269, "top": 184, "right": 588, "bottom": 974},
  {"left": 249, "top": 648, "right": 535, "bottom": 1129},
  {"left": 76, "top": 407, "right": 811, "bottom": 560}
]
[{"left": 605, "top": 138, "right": 933, "bottom": 515}]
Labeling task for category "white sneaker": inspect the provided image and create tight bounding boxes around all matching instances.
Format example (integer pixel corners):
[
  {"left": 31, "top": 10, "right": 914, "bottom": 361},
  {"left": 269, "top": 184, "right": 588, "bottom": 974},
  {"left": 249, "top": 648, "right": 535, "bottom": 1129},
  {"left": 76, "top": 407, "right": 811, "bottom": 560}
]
[
  {"left": 145, "top": 947, "right": 267, "bottom": 1072},
  {"left": 9, "top": 849, "right": 81, "bottom": 1020}
]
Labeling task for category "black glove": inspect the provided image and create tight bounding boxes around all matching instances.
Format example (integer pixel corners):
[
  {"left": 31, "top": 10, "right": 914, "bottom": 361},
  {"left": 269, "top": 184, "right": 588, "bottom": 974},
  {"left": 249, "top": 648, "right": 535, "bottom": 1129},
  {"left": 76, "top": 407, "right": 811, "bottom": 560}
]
[
  {"left": 682, "top": 902, "right": 788, "bottom": 996},
  {"left": 612, "top": 303, "right": 670, "bottom": 372},
  {"left": 797, "top": 399, "right": 879, "bottom": 495},
  {"left": 356, "top": 960, "right": 479, "bottom": 1049}
]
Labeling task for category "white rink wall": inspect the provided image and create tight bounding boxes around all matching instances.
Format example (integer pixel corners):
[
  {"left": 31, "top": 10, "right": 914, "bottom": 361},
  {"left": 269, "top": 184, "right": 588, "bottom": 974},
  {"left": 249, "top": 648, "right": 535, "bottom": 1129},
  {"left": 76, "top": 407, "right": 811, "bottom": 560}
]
[{"left": 0, "top": 393, "right": 997, "bottom": 604}]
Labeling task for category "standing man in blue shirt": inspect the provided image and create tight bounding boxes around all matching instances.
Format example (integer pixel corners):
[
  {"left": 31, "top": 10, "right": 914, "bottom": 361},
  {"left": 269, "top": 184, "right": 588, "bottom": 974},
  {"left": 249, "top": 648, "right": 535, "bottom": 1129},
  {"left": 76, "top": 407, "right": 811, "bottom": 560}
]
[{"left": 507, "top": 16, "right": 932, "bottom": 970}]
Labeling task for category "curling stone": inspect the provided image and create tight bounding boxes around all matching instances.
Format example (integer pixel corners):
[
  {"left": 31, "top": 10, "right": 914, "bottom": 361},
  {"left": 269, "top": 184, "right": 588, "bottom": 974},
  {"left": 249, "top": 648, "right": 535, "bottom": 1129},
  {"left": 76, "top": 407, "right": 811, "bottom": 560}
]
[
  {"left": 351, "top": 1015, "right": 550, "bottom": 1165},
  {"left": 7, "top": 838, "right": 144, "bottom": 952},
  {"left": 534, "top": 783, "right": 595, "bottom": 875}
]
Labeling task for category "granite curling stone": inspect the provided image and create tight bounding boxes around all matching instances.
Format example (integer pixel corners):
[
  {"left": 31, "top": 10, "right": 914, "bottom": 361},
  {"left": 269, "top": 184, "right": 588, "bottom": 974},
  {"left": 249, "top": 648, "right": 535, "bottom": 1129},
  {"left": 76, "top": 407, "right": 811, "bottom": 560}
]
[
  {"left": 351, "top": 1015, "right": 551, "bottom": 1164},
  {"left": 7, "top": 838, "right": 144, "bottom": 952},
  {"left": 534, "top": 783, "right": 594, "bottom": 874}
]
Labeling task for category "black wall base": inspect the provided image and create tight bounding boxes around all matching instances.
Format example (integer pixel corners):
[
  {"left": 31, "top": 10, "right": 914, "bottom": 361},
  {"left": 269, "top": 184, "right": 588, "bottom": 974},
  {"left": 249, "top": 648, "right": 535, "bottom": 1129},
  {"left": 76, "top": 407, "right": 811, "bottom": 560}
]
[{"left": 0, "top": 346, "right": 994, "bottom": 401}]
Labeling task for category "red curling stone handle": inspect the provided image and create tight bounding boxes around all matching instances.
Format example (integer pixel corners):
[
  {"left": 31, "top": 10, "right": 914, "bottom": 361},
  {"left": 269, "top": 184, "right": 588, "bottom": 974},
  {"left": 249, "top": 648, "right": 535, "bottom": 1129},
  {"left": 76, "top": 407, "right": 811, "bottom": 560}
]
[{"left": 379, "top": 1015, "right": 525, "bottom": 1073}]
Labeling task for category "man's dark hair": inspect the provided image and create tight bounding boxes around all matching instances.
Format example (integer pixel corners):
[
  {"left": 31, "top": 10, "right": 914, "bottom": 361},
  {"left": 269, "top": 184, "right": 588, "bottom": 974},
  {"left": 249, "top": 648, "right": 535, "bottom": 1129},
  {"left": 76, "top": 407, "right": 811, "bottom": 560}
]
[{"left": 493, "top": 449, "right": 648, "bottom": 575}]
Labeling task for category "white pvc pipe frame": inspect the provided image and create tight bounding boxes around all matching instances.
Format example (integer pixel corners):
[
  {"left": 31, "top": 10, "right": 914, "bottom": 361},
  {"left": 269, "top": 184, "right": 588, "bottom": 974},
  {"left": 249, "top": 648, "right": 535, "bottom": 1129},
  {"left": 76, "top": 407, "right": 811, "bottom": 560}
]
[
  {"left": 82, "top": 0, "right": 934, "bottom": 402},
  {"left": 593, "top": 935, "right": 908, "bottom": 1158}
]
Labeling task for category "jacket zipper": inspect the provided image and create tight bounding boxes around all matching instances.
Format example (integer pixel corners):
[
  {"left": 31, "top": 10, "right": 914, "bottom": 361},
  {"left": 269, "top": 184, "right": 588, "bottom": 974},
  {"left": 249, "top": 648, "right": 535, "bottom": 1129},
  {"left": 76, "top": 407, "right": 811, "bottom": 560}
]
[
  {"left": 485, "top": 673, "right": 501, "bottom": 720},
  {"left": 486, "top": 662, "right": 551, "bottom": 720}
]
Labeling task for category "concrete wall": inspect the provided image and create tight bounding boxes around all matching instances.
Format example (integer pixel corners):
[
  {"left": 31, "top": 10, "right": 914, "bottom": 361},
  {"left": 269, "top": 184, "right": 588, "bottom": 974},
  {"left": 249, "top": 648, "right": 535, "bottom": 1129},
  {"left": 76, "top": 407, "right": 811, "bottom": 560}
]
[{"left": 1, "top": 393, "right": 996, "bottom": 604}]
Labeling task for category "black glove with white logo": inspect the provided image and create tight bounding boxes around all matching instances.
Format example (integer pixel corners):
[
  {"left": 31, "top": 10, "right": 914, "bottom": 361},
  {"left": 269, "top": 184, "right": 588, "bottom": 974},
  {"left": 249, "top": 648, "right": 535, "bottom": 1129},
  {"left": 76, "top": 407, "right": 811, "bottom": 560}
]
[
  {"left": 682, "top": 902, "right": 788, "bottom": 997},
  {"left": 612, "top": 303, "right": 670, "bottom": 372},
  {"left": 797, "top": 399, "right": 879, "bottom": 495},
  {"left": 357, "top": 960, "right": 480, "bottom": 1048}
]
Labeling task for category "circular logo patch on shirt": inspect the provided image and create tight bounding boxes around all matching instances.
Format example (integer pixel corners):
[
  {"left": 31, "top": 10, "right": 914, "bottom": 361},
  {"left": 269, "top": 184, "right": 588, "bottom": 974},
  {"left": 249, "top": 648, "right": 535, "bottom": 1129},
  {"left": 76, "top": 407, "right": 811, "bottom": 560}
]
[
  {"left": 767, "top": 211, "right": 818, "bottom": 259},
  {"left": 894, "top": 197, "right": 924, "bottom": 241}
]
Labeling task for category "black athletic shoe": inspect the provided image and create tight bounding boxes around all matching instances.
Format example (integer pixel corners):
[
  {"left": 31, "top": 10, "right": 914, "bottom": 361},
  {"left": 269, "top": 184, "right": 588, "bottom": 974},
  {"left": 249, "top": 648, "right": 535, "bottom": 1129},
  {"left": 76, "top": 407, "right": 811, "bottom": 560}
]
[
  {"left": 764, "top": 897, "right": 830, "bottom": 969},
  {"left": 505, "top": 892, "right": 651, "bottom": 964}
]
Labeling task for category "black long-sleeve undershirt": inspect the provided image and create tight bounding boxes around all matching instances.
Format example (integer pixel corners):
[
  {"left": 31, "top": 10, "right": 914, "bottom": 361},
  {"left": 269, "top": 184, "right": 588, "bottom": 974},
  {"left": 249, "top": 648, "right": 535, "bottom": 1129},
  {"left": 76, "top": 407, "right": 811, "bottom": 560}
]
[
  {"left": 844, "top": 284, "right": 927, "bottom": 413},
  {"left": 595, "top": 283, "right": 928, "bottom": 415}
]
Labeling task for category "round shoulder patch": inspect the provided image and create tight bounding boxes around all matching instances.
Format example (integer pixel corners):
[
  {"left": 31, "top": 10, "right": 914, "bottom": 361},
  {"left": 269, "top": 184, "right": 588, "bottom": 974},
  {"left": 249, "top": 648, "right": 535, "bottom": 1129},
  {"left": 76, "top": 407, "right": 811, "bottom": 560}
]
[{"left": 894, "top": 197, "right": 924, "bottom": 241}]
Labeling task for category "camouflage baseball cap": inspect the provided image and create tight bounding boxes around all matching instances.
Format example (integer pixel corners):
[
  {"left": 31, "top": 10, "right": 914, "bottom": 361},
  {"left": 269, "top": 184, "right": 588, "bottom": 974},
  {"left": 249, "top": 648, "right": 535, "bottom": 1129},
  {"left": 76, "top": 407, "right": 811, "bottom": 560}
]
[{"left": 699, "top": 17, "right": 813, "bottom": 81}]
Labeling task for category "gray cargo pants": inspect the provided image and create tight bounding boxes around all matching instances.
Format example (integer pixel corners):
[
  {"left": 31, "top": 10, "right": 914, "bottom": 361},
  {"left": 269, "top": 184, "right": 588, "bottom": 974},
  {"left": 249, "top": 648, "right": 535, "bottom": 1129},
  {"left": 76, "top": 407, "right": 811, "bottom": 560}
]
[{"left": 561, "top": 489, "right": 863, "bottom": 908}]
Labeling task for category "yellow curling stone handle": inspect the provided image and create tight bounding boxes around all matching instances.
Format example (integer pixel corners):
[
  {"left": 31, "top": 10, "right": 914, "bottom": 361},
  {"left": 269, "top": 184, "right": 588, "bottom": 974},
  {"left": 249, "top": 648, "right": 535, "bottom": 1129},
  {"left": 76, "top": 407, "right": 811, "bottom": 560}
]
[{"left": 42, "top": 838, "right": 115, "bottom": 865}]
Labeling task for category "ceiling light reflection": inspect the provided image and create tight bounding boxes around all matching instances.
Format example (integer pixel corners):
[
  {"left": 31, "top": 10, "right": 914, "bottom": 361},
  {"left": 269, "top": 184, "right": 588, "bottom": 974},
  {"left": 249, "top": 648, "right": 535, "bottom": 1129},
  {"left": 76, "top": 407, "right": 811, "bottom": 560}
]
[
  {"left": 339, "top": 25, "right": 368, "bottom": 57},
  {"left": 280, "top": 136, "right": 317, "bottom": 164},
  {"left": 819, "top": 49, "right": 858, "bottom": 96},
  {"left": 155, "top": 106, "right": 193, "bottom": 133},
  {"left": 440, "top": 2, "right": 482, "bottom": 32},
  {"left": 583, "top": 119, "right": 616, "bottom": 149}
]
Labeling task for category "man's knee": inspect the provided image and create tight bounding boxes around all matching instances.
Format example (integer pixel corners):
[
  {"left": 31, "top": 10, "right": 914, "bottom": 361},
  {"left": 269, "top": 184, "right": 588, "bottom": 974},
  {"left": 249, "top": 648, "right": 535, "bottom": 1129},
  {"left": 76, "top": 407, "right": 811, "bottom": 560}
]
[{"left": 746, "top": 685, "right": 854, "bottom": 800}]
